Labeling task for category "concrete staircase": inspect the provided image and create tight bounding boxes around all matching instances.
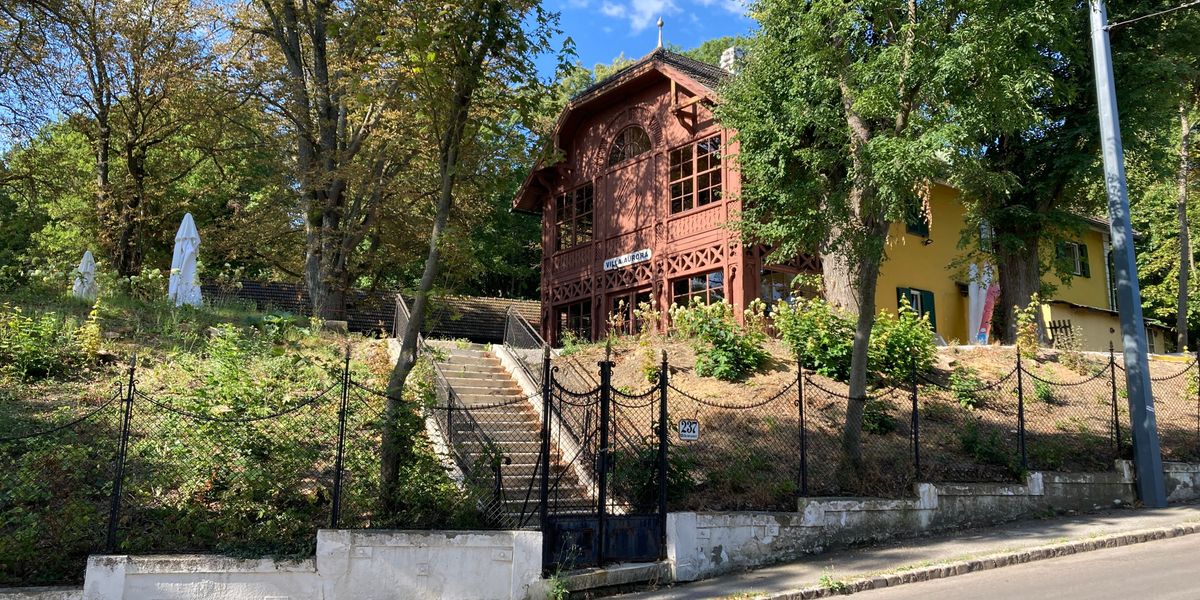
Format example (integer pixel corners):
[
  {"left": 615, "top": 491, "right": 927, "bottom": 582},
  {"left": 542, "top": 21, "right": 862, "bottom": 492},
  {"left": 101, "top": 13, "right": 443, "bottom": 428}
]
[{"left": 428, "top": 342, "right": 594, "bottom": 523}]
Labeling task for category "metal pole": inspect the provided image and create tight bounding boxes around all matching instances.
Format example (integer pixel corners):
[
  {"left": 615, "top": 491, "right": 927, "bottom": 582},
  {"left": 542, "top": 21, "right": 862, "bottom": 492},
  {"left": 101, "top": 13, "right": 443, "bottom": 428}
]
[
  {"left": 1017, "top": 351, "right": 1027, "bottom": 471},
  {"left": 1089, "top": 0, "right": 1166, "bottom": 507},
  {"left": 910, "top": 355, "right": 920, "bottom": 480},
  {"left": 538, "top": 345, "right": 552, "bottom": 570},
  {"left": 798, "top": 361, "right": 808, "bottom": 497},
  {"left": 1110, "top": 342, "right": 1120, "bottom": 457},
  {"left": 597, "top": 343, "right": 613, "bottom": 566},
  {"left": 105, "top": 353, "right": 137, "bottom": 554},
  {"left": 330, "top": 345, "right": 351, "bottom": 529},
  {"left": 656, "top": 350, "right": 669, "bottom": 560}
]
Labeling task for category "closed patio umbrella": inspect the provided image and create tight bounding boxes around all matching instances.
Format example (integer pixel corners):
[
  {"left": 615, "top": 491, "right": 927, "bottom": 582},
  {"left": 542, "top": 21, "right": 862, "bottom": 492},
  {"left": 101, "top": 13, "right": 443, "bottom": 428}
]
[
  {"left": 168, "top": 213, "right": 202, "bottom": 307},
  {"left": 72, "top": 250, "right": 97, "bottom": 300}
]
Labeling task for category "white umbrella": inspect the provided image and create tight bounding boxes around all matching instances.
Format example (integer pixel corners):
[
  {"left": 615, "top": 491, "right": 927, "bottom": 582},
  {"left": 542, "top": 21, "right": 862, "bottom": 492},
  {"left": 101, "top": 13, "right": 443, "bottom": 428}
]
[
  {"left": 72, "top": 250, "right": 97, "bottom": 300},
  {"left": 168, "top": 213, "right": 202, "bottom": 307}
]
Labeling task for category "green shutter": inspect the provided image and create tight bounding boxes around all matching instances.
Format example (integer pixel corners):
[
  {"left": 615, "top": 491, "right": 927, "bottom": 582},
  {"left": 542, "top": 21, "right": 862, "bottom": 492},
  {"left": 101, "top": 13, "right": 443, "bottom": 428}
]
[
  {"left": 920, "top": 289, "right": 937, "bottom": 333},
  {"left": 1079, "top": 243, "right": 1091, "bottom": 277}
]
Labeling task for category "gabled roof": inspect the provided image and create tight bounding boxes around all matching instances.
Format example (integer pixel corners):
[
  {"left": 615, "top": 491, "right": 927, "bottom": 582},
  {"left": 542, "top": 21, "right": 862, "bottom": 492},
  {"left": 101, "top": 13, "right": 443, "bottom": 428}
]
[
  {"left": 570, "top": 48, "right": 729, "bottom": 104},
  {"left": 512, "top": 49, "right": 730, "bottom": 213}
]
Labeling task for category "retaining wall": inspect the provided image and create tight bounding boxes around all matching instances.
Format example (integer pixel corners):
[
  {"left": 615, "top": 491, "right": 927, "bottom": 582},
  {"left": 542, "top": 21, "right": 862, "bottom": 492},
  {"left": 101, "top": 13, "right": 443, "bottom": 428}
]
[
  {"left": 667, "top": 462, "right": 1144, "bottom": 582},
  {"left": 82, "top": 530, "right": 544, "bottom": 600}
]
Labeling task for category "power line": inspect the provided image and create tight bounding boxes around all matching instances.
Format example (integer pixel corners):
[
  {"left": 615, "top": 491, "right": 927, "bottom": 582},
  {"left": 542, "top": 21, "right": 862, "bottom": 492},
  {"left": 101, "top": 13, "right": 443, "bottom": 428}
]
[{"left": 1106, "top": 0, "right": 1200, "bottom": 30}]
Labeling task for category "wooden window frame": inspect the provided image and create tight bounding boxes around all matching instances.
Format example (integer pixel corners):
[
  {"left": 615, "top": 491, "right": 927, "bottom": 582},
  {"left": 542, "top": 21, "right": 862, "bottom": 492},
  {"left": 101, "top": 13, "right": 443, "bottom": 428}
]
[
  {"left": 554, "top": 183, "right": 594, "bottom": 251},
  {"left": 669, "top": 134, "right": 722, "bottom": 215},
  {"left": 671, "top": 269, "right": 726, "bottom": 306},
  {"left": 556, "top": 299, "right": 593, "bottom": 342},
  {"left": 1056, "top": 241, "right": 1091, "bottom": 278},
  {"left": 607, "top": 126, "right": 652, "bottom": 166}
]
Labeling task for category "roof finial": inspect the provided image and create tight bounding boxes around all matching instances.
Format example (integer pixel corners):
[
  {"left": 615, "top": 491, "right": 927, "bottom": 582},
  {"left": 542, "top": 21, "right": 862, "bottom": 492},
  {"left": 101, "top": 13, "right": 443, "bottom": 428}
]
[{"left": 657, "top": 17, "right": 664, "bottom": 49}]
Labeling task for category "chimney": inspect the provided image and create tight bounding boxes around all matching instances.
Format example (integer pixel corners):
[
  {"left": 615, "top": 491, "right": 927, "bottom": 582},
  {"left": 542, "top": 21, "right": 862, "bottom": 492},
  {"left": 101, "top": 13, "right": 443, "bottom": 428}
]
[{"left": 719, "top": 46, "right": 746, "bottom": 74}]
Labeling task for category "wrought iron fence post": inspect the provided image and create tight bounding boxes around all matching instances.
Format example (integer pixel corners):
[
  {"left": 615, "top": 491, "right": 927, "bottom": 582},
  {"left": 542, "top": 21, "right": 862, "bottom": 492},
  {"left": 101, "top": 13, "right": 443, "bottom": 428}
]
[
  {"left": 909, "top": 354, "right": 920, "bottom": 480},
  {"left": 597, "top": 343, "right": 613, "bottom": 566},
  {"left": 105, "top": 353, "right": 136, "bottom": 554},
  {"left": 798, "top": 360, "right": 808, "bottom": 498},
  {"left": 1110, "top": 342, "right": 1120, "bottom": 458},
  {"left": 538, "top": 345, "right": 551, "bottom": 560},
  {"left": 330, "top": 345, "right": 351, "bottom": 529},
  {"left": 1195, "top": 348, "right": 1199, "bottom": 457},
  {"left": 657, "top": 350, "right": 669, "bottom": 560},
  {"left": 1017, "top": 351, "right": 1028, "bottom": 471}
]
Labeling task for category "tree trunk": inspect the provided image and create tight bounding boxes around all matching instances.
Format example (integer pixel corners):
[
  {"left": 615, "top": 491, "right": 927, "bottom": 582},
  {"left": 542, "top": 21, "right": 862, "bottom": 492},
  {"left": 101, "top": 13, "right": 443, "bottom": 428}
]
[
  {"left": 994, "top": 228, "right": 1043, "bottom": 344},
  {"left": 839, "top": 228, "right": 885, "bottom": 479},
  {"left": 1177, "top": 104, "right": 1191, "bottom": 351}
]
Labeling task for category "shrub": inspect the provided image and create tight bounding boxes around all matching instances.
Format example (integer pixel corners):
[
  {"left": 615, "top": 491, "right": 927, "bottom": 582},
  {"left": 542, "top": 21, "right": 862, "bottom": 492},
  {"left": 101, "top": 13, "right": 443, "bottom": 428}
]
[
  {"left": 669, "top": 298, "right": 768, "bottom": 382},
  {"left": 1014, "top": 294, "right": 1042, "bottom": 358},
  {"left": 0, "top": 304, "right": 87, "bottom": 379},
  {"left": 1032, "top": 379, "right": 1055, "bottom": 404},
  {"left": 862, "top": 398, "right": 898, "bottom": 435},
  {"left": 959, "top": 418, "right": 1018, "bottom": 474},
  {"left": 950, "top": 367, "right": 984, "bottom": 409},
  {"left": 772, "top": 297, "right": 855, "bottom": 380},
  {"left": 869, "top": 299, "right": 937, "bottom": 382}
]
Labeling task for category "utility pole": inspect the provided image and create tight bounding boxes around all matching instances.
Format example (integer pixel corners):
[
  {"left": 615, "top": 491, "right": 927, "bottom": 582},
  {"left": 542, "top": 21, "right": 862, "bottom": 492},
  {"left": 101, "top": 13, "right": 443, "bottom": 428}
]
[{"left": 1088, "top": 0, "right": 1166, "bottom": 507}]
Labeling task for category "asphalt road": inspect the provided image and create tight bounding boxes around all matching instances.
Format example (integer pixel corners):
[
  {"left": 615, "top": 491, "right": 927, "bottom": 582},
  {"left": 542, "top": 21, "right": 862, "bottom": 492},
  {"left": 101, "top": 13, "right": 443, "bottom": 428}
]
[{"left": 853, "top": 533, "right": 1200, "bottom": 600}]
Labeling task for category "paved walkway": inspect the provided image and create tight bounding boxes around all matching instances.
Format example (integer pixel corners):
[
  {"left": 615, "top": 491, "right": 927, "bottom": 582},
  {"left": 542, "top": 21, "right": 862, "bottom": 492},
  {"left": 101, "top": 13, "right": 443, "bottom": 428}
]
[
  {"left": 850, "top": 533, "right": 1200, "bottom": 600},
  {"left": 618, "top": 502, "right": 1200, "bottom": 599}
]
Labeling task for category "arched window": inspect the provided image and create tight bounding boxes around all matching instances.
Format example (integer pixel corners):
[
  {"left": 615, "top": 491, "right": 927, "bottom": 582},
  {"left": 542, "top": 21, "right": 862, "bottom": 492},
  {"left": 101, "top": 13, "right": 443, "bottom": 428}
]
[{"left": 607, "top": 126, "right": 652, "bottom": 166}]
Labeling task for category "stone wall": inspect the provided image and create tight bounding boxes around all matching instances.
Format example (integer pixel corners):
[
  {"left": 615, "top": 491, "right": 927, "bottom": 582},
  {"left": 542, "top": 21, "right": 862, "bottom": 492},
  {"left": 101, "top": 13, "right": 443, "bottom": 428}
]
[
  {"left": 667, "top": 465, "right": 1140, "bottom": 582},
  {"left": 82, "top": 530, "right": 544, "bottom": 600},
  {"left": 1164, "top": 461, "right": 1200, "bottom": 502}
]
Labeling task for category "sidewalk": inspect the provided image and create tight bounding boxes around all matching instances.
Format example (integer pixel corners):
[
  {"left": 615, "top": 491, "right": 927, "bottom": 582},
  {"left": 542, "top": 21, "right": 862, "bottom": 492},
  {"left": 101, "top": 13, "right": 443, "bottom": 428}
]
[{"left": 618, "top": 502, "right": 1200, "bottom": 599}]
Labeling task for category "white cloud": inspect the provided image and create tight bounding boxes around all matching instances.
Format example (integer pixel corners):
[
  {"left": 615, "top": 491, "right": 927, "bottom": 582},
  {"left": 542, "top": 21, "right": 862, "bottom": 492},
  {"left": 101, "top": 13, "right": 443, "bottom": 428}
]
[
  {"left": 626, "top": 0, "right": 676, "bottom": 32},
  {"left": 600, "top": 2, "right": 626, "bottom": 17},
  {"left": 694, "top": 0, "right": 744, "bottom": 15}
]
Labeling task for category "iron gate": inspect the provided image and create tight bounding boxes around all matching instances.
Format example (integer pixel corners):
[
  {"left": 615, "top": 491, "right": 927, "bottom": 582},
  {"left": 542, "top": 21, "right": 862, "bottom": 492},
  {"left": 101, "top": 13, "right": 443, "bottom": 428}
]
[{"left": 537, "top": 348, "right": 669, "bottom": 572}]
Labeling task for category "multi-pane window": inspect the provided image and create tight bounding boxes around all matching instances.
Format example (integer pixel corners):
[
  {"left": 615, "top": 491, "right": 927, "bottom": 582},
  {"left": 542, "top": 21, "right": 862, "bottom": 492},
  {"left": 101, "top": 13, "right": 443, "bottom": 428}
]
[
  {"left": 672, "top": 270, "right": 725, "bottom": 306},
  {"left": 759, "top": 269, "right": 796, "bottom": 305},
  {"left": 896, "top": 287, "right": 937, "bottom": 332},
  {"left": 608, "top": 290, "right": 652, "bottom": 335},
  {"left": 905, "top": 203, "right": 930, "bottom": 238},
  {"left": 557, "top": 300, "right": 592, "bottom": 342},
  {"left": 669, "top": 135, "right": 722, "bottom": 214},
  {"left": 555, "top": 183, "right": 594, "bottom": 251},
  {"left": 1056, "top": 241, "right": 1091, "bottom": 277},
  {"left": 607, "top": 127, "right": 652, "bottom": 166}
]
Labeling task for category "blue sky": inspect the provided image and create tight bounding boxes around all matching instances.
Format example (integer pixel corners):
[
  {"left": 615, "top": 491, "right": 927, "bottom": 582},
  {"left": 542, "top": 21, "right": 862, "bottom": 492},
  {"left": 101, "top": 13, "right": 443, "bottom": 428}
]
[{"left": 536, "top": 0, "right": 755, "bottom": 77}]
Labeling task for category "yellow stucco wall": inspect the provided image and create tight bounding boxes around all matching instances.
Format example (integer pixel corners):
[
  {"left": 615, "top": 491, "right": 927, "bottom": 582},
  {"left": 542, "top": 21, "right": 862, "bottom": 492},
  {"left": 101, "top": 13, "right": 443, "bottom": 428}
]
[
  {"left": 1044, "top": 228, "right": 1112, "bottom": 310},
  {"left": 875, "top": 182, "right": 1131, "bottom": 351},
  {"left": 875, "top": 184, "right": 971, "bottom": 343}
]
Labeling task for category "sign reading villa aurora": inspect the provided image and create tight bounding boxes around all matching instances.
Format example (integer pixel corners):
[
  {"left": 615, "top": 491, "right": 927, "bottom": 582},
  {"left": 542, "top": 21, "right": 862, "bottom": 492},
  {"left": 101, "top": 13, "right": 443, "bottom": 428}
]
[{"left": 603, "top": 249, "right": 652, "bottom": 271}]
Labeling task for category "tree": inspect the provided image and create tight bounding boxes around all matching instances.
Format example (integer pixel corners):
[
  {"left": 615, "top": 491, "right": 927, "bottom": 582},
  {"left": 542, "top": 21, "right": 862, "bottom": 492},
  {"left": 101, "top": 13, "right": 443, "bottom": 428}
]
[
  {"left": 3, "top": 0, "right": 226, "bottom": 276},
  {"left": 719, "top": 0, "right": 1054, "bottom": 469},
  {"left": 380, "top": 0, "right": 561, "bottom": 504}
]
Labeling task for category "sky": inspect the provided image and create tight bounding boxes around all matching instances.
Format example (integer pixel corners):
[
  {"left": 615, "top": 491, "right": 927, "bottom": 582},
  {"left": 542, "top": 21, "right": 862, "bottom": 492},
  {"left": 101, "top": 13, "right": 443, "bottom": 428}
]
[{"left": 535, "top": 0, "right": 756, "bottom": 77}]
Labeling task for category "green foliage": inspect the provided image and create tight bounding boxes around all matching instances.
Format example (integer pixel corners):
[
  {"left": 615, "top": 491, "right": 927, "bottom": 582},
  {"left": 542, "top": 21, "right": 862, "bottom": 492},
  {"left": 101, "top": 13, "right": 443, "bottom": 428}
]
[
  {"left": 950, "top": 367, "right": 984, "bottom": 410},
  {"left": 869, "top": 300, "right": 937, "bottom": 383},
  {"left": 959, "top": 418, "right": 1018, "bottom": 475},
  {"left": 772, "top": 297, "right": 855, "bottom": 380},
  {"left": 669, "top": 298, "right": 769, "bottom": 382},
  {"left": 0, "top": 304, "right": 87, "bottom": 379},
  {"left": 608, "top": 431, "right": 697, "bottom": 512},
  {"left": 861, "top": 398, "right": 897, "bottom": 435},
  {"left": 1032, "top": 379, "right": 1055, "bottom": 404},
  {"left": 1015, "top": 294, "right": 1042, "bottom": 358},
  {"left": 558, "top": 330, "right": 587, "bottom": 356}
]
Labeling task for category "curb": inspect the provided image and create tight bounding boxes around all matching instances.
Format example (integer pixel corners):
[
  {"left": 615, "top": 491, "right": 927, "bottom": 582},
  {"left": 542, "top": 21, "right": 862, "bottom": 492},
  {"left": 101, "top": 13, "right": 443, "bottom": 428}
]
[{"left": 766, "top": 522, "right": 1200, "bottom": 599}]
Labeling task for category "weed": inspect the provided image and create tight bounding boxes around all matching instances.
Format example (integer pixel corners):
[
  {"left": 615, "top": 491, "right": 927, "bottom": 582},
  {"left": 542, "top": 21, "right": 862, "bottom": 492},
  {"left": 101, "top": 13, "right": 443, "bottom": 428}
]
[
  {"left": 1032, "top": 380, "right": 1055, "bottom": 404},
  {"left": 950, "top": 367, "right": 984, "bottom": 409},
  {"left": 818, "top": 569, "right": 851, "bottom": 594},
  {"left": 862, "top": 398, "right": 898, "bottom": 435}
]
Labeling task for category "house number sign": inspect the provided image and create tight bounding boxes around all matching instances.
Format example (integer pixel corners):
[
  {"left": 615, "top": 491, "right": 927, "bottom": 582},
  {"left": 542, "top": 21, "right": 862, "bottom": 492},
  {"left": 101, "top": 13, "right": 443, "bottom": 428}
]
[
  {"left": 603, "top": 248, "right": 652, "bottom": 271},
  {"left": 678, "top": 418, "right": 700, "bottom": 441}
]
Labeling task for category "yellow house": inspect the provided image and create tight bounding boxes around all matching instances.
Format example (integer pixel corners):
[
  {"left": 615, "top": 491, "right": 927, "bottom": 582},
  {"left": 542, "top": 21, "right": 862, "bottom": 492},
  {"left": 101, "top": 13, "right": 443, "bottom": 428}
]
[{"left": 875, "top": 182, "right": 1172, "bottom": 352}]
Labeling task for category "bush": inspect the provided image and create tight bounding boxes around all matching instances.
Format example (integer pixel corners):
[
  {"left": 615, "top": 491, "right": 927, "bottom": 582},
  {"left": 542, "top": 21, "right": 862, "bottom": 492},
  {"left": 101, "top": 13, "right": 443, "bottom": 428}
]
[
  {"left": 669, "top": 298, "right": 769, "bottom": 382},
  {"left": 959, "top": 418, "right": 1018, "bottom": 474},
  {"left": 862, "top": 398, "right": 898, "bottom": 435},
  {"left": 0, "top": 304, "right": 88, "bottom": 379},
  {"left": 772, "top": 297, "right": 855, "bottom": 380},
  {"left": 1014, "top": 294, "right": 1042, "bottom": 358},
  {"left": 950, "top": 367, "right": 984, "bottom": 409},
  {"left": 1032, "top": 379, "right": 1055, "bottom": 404},
  {"left": 869, "top": 299, "right": 936, "bottom": 382}
]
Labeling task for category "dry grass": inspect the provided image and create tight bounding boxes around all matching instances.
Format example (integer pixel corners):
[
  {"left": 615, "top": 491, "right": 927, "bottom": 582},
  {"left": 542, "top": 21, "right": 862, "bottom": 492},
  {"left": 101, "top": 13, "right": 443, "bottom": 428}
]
[{"left": 560, "top": 336, "right": 1198, "bottom": 510}]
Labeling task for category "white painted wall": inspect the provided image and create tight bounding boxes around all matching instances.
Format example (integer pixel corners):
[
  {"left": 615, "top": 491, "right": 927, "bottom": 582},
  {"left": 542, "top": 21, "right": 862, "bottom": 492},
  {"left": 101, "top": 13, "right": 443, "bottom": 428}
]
[{"left": 82, "top": 530, "right": 545, "bottom": 600}]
